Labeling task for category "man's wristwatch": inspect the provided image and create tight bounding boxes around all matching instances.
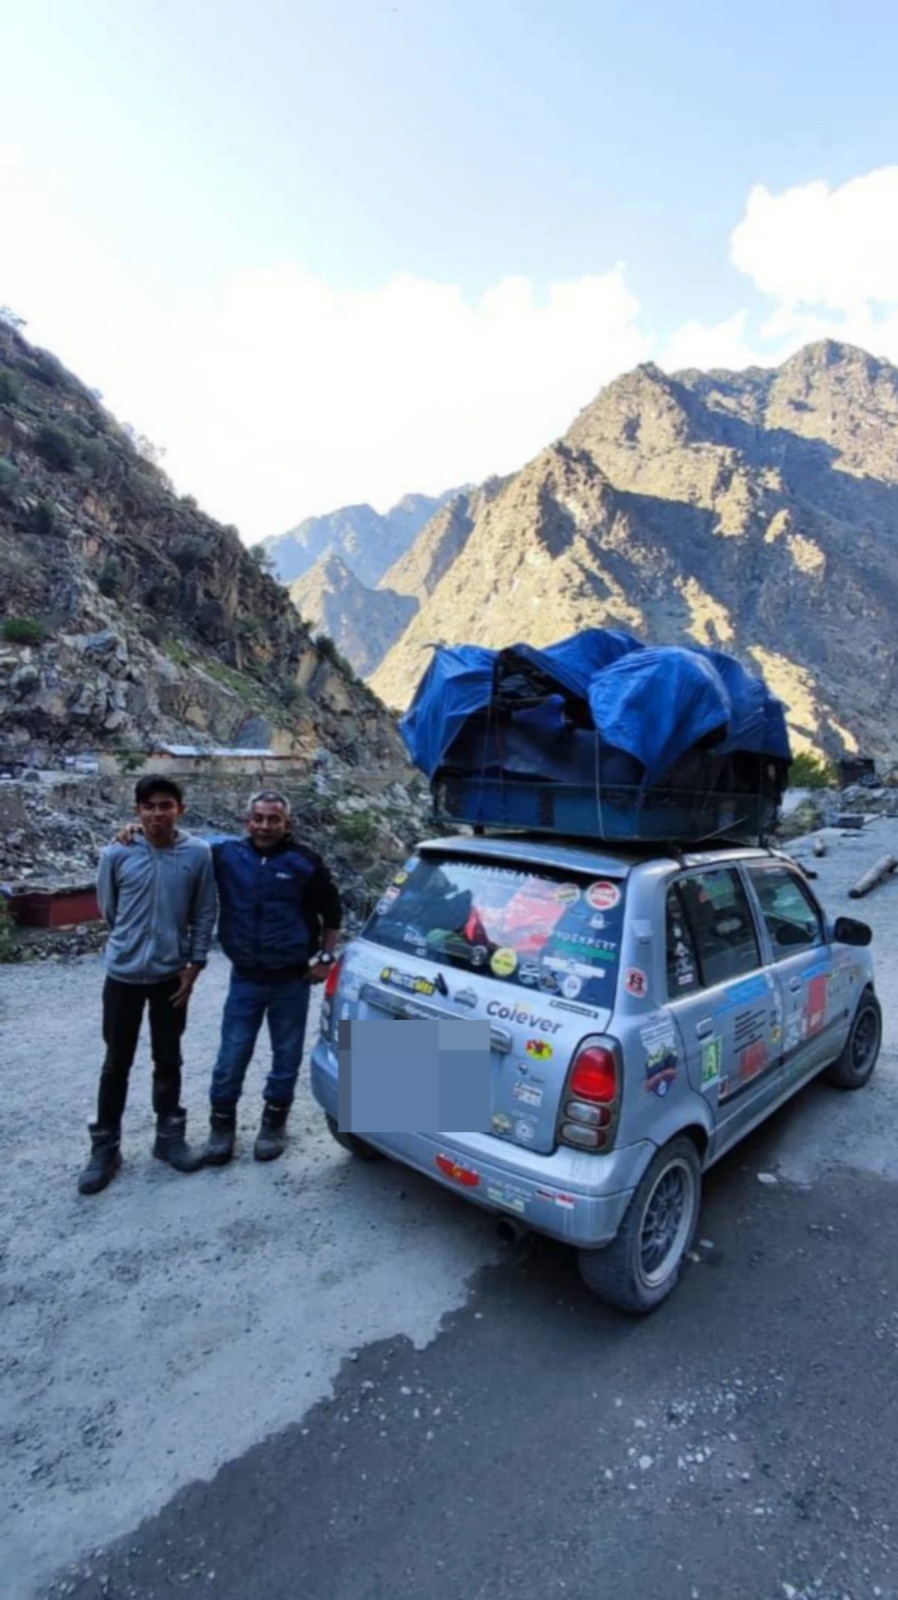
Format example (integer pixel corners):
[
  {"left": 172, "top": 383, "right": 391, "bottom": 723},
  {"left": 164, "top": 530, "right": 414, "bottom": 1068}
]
[{"left": 314, "top": 951, "right": 336, "bottom": 967}]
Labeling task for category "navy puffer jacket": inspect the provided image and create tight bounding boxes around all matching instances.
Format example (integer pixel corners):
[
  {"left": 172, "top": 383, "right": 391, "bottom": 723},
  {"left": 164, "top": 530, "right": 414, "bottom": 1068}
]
[{"left": 213, "top": 836, "right": 342, "bottom": 976}]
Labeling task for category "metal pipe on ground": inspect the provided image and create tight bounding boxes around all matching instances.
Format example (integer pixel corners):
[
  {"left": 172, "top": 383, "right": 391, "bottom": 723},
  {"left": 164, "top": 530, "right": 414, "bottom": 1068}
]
[{"left": 848, "top": 855, "right": 898, "bottom": 899}]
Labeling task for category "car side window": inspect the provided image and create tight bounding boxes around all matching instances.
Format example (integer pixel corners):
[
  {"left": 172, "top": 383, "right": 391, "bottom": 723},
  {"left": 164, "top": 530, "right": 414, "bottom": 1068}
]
[
  {"left": 676, "top": 868, "right": 762, "bottom": 989},
  {"left": 666, "top": 886, "right": 702, "bottom": 998},
  {"left": 747, "top": 865, "right": 823, "bottom": 954}
]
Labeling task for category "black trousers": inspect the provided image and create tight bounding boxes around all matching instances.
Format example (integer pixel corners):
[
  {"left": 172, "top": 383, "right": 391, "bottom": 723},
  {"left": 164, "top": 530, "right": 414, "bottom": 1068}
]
[{"left": 96, "top": 975, "right": 188, "bottom": 1129}]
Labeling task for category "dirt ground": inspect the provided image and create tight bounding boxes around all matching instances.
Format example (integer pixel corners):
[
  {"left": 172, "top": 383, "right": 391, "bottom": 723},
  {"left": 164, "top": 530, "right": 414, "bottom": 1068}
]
[
  {"left": 2, "top": 818, "right": 898, "bottom": 1600},
  {"left": 0, "top": 953, "right": 503, "bottom": 1600}
]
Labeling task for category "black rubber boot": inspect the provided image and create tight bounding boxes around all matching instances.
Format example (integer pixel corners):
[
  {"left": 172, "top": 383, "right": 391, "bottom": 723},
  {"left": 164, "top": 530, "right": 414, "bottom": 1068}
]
[
  {"left": 153, "top": 1109, "right": 205, "bottom": 1173},
  {"left": 204, "top": 1108, "right": 237, "bottom": 1166},
  {"left": 78, "top": 1124, "right": 122, "bottom": 1195},
  {"left": 254, "top": 1103, "right": 289, "bottom": 1162}
]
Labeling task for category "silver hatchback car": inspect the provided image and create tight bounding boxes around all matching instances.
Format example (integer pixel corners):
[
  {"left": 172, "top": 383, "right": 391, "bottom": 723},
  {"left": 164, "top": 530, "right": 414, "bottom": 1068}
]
[{"left": 310, "top": 832, "right": 880, "bottom": 1314}]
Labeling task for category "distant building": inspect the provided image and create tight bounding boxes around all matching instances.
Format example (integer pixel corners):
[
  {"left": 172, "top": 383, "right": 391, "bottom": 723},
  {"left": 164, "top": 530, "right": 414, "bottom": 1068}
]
[{"left": 138, "top": 744, "right": 301, "bottom": 776}]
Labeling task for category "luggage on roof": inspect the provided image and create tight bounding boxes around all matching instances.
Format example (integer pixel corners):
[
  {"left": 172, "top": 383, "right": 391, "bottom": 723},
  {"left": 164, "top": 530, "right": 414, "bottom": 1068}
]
[{"left": 400, "top": 631, "right": 791, "bottom": 846}]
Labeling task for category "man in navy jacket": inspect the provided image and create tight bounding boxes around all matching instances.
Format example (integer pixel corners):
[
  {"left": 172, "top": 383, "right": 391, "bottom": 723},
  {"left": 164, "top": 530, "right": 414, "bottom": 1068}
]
[{"left": 203, "top": 789, "right": 342, "bottom": 1163}]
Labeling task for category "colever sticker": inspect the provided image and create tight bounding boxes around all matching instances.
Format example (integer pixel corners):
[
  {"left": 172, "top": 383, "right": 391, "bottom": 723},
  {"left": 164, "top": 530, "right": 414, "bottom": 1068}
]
[
  {"left": 562, "top": 974, "right": 583, "bottom": 999},
  {"left": 587, "top": 881, "right": 621, "bottom": 912},
  {"left": 490, "top": 946, "right": 518, "bottom": 978},
  {"left": 486, "top": 1001, "right": 562, "bottom": 1033},
  {"left": 625, "top": 967, "right": 648, "bottom": 999},
  {"left": 514, "top": 1081, "right": 543, "bottom": 1108},
  {"left": 700, "top": 1037, "right": 722, "bottom": 1088},
  {"left": 514, "top": 1117, "right": 536, "bottom": 1142},
  {"left": 525, "top": 1038, "right": 553, "bottom": 1060},
  {"left": 553, "top": 883, "right": 581, "bottom": 905}
]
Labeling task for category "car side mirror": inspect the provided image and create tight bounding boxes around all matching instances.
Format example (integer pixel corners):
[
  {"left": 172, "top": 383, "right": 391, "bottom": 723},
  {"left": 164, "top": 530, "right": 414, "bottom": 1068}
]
[{"left": 833, "top": 915, "right": 872, "bottom": 947}]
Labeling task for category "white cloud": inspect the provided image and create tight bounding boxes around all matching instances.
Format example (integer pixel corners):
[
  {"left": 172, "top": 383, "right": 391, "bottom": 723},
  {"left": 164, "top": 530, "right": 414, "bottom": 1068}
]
[
  {"left": 661, "top": 310, "right": 760, "bottom": 374},
  {"left": 731, "top": 168, "right": 898, "bottom": 310},
  {"left": 660, "top": 166, "right": 898, "bottom": 376},
  {"left": 7, "top": 143, "right": 898, "bottom": 541},
  {"left": 0, "top": 146, "right": 649, "bottom": 540}
]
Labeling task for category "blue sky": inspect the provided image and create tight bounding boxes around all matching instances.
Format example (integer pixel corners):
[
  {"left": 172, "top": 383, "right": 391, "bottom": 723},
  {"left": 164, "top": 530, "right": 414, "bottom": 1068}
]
[{"left": 3, "top": 0, "right": 898, "bottom": 536}]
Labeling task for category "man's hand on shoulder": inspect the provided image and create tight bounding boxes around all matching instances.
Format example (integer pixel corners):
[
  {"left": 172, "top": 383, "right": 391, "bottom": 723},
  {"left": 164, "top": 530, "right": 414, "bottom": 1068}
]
[{"left": 113, "top": 823, "right": 143, "bottom": 847}]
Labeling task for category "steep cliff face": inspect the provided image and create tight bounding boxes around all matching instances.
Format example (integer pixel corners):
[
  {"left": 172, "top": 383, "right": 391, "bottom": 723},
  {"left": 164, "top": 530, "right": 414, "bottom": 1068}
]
[
  {"left": 370, "top": 343, "right": 898, "bottom": 761},
  {"left": 289, "top": 553, "right": 416, "bottom": 677},
  {"left": 0, "top": 323, "right": 405, "bottom": 772}
]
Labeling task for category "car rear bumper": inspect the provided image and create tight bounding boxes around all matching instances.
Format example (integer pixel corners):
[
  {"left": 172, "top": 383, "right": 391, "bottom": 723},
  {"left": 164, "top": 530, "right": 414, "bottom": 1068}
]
[{"left": 310, "top": 1038, "right": 652, "bottom": 1249}]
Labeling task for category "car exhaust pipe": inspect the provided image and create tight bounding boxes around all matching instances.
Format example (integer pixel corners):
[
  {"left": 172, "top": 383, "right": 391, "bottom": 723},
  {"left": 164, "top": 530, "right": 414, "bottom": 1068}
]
[{"left": 496, "top": 1216, "right": 530, "bottom": 1246}]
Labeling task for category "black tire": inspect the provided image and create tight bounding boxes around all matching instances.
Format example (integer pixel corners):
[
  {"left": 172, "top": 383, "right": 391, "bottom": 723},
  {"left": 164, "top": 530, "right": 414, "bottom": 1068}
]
[
  {"left": 578, "top": 1136, "right": 702, "bottom": 1315},
  {"left": 824, "top": 991, "right": 882, "bottom": 1090},
  {"left": 325, "top": 1114, "right": 384, "bottom": 1162}
]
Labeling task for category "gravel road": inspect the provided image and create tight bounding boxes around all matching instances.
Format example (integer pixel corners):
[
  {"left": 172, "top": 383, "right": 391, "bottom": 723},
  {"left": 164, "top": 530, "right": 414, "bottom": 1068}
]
[
  {"left": 0, "top": 951, "right": 503, "bottom": 1599},
  {"left": 3, "top": 819, "right": 898, "bottom": 1600}
]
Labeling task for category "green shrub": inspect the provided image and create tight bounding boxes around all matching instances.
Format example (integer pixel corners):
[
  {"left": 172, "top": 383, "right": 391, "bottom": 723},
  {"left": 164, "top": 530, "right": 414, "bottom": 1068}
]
[
  {"left": 179, "top": 493, "right": 198, "bottom": 510},
  {"left": 338, "top": 810, "right": 378, "bottom": 848},
  {"left": 32, "top": 497, "right": 57, "bottom": 534},
  {"left": 35, "top": 421, "right": 77, "bottom": 471},
  {"left": 79, "top": 436, "right": 110, "bottom": 476},
  {"left": 171, "top": 536, "right": 206, "bottom": 573},
  {"left": 0, "top": 370, "right": 20, "bottom": 404},
  {"left": 97, "top": 555, "right": 124, "bottom": 597},
  {"left": 790, "top": 751, "right": 837, "bottom": 790},
  {"left": 2, "top": 616, "right": 47, "bottom": 645}
]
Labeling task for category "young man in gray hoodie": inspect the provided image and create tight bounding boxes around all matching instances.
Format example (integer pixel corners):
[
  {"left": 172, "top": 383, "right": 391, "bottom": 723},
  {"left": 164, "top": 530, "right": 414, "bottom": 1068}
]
[{"left": 79, "top": 775, "right": 217, "bottom": 1195}]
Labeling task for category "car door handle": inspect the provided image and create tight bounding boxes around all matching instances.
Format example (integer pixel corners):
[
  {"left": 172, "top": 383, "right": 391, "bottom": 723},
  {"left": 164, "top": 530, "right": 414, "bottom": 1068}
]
[
  {"left": 695, "top": 1018, "right": 714, "bottom": 1039},
  {"left": 789, "top": 978, "right": 803, "bottom": 992}
]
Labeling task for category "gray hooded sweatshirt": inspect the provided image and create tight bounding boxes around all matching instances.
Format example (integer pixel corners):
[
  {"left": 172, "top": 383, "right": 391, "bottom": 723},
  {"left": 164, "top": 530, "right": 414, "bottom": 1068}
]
[{"left": 97, "top": 830, "right": 217, "bottom": 983}]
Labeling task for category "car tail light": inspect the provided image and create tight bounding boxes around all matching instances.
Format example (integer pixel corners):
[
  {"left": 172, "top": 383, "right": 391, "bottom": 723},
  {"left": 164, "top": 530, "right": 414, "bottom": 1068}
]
[
  {"left": 320, "top": 956, "right": 344, "bottom": 1040},
  {"left": 559, "top": 1039, "right": 621, "bottom": 1153},
  {"left": 570, "top": 1046, "right": 617, "bottom": 1101}
]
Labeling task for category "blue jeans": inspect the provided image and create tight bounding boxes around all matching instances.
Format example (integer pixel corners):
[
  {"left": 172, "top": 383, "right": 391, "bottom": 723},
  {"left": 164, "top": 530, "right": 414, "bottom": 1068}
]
[{"left": 210, "top": 973, "right": 312, "bottom": 1111}]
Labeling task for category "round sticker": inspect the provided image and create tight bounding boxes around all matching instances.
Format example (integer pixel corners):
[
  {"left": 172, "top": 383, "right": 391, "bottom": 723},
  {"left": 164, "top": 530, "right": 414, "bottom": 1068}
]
[
  {"left": 553, "top": 883, "right": 581, "bottom": 906},
  {"left": 514, "top": 1118, "right": 536, "bottom": 1143},
  {"left": 470, "top": 945, "right": 489, "bottom": 968},
  {"left": 375, "top": 897, "right": 393, "bottom": 915},
  {"left": 587, "top": 881, "right": 621, "bottom": 911},
  {"left": 562, "top": 974, "right": 582, "bottom": 998},
  {"left": 625, "top": 967, "right": 648, "bottom": 998},
  {"left": 490, "top": 946, "right": 518, "bottom": 978},
  {"left": 525, "top": 1038, "right": 553, "bottom": 1060}
]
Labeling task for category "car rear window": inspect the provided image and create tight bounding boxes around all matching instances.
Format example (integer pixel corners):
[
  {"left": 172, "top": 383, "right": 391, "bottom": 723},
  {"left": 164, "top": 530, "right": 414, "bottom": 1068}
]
[{"left": 365, "top": 854, "right": 626, "bottom": 1005}]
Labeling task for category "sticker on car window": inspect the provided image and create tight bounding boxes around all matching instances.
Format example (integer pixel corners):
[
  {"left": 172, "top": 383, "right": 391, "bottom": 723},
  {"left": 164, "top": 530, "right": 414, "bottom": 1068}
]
[
  {"left": 587, "top": 881, "right": 621, "bottom": 911},
  {"left": 490, "top": 946, "right": 518, "bottom": 978}
]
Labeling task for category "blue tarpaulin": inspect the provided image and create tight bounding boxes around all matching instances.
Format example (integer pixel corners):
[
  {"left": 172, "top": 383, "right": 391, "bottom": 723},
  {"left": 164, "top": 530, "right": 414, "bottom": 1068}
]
[{"left": 400, "top": 630, "right": 791, "bottom": 785}]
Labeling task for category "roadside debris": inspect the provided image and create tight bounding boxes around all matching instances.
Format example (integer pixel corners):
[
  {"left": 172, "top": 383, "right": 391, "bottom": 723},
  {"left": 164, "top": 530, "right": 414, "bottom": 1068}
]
[{"left": 848, "top": 854, "right": 898, "bottom": 899}]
